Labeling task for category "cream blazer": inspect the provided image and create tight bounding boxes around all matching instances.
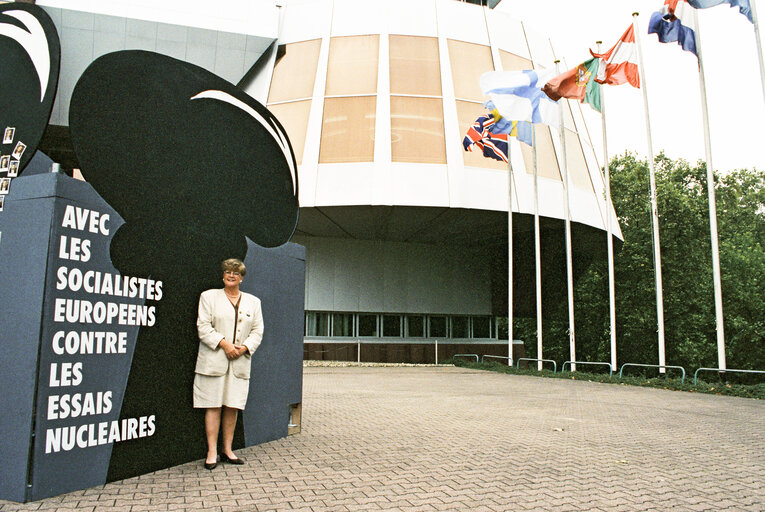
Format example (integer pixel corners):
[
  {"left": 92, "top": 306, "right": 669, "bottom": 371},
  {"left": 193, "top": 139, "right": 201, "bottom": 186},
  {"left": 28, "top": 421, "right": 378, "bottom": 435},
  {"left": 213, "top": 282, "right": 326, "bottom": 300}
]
[{"left": 195, "top": 288, "right": 264, "bottom": 379}]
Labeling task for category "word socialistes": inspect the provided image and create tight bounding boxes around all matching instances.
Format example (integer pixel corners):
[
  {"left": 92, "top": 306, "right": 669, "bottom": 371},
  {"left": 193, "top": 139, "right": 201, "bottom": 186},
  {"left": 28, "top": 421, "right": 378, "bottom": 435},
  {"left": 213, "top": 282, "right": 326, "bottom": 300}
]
[{"left": 56, "top": 266, "right": 163, "bottom": 300}]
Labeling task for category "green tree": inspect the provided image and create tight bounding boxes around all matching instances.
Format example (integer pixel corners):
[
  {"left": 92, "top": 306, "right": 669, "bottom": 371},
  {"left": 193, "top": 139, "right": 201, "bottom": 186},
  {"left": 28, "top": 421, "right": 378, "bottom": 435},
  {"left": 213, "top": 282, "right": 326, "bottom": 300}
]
[{"left": 531, "top": 153, "right": 765, "bottom": 374}]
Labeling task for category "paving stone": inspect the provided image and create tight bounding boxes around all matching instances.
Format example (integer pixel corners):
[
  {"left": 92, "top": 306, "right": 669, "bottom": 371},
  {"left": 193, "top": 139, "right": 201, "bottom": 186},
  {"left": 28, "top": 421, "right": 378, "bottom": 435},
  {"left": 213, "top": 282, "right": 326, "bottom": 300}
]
[{"left": 1, "top": 366, "right": 763, "bottom": 511}]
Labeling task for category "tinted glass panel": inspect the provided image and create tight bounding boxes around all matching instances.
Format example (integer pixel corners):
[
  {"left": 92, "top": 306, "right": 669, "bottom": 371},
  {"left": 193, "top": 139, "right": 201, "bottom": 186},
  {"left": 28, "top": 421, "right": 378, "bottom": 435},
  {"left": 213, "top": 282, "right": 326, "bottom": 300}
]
[
  {"left": 389, "top": 35, "right": 441, "bottom": 96},
  {"left": 382, "top": 314, "right": 401, "bottom": 337},
  {"left": 332, "top": 313, "right": 354, "bottom": 336},
  {"left": 447, "top": 39, "right": 493, "bottom": 101},
  {"left": 451, "top": 316, "right": 469, "bottom": 338},
  {"left": 326, "top": 35, "right": 379, "bottom": 95},
  {"left": 428, "top": 316, "right": 447, "bottom": 338},
  {"left": 358, "top": 314, "right": 378, "bottom": 337},
  {"left": 266, "top": 100, "right": 311, "bottom": 165},
  {"left": 306, "top": 312, "right": 330, "bottom": 336},
  {"left": 320, "top": 96, "right": 376, "bottom": 163},
  {"left": 472, "top": 316, "right": 491, "bottom": 338},
  {"left": 391, "top": 96, "right": 445, "bottom": 164},
  {"left": 268, "top": 39, "right": 322, "bottom": 102},
  {"left": 406, "top": 315, "right": 425, "bottom": 337}
]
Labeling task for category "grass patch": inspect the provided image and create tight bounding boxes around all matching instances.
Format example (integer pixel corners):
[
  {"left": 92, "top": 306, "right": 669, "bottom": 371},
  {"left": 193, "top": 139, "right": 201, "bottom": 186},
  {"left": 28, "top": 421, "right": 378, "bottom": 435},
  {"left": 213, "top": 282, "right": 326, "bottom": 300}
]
[{"left": 449, "top": 359, "right": 765, "bottom": 400}]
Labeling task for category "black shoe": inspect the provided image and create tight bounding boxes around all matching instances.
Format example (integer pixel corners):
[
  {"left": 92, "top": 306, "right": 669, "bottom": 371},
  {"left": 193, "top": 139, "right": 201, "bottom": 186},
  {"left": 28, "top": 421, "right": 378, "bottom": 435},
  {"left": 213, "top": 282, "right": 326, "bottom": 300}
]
[
  {"left": 204, "top": 460, "right": 217, "bottom": 470},
  {"left": 220, "top": 453, "right": 245, "bottom": 465}
]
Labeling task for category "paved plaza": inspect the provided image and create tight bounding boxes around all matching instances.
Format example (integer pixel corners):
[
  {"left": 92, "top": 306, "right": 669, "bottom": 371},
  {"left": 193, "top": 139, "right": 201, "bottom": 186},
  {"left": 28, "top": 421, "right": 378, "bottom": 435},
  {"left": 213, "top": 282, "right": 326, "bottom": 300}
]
[{"left": 1, "top": 365, "right": 763, "bottom": 511}]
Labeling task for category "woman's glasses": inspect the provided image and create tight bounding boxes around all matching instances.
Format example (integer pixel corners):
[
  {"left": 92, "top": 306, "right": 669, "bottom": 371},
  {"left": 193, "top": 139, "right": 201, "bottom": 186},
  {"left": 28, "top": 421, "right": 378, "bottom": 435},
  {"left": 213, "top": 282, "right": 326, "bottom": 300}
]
[{"left": 224, "top": 270, "right": 241, "bottom": 276}]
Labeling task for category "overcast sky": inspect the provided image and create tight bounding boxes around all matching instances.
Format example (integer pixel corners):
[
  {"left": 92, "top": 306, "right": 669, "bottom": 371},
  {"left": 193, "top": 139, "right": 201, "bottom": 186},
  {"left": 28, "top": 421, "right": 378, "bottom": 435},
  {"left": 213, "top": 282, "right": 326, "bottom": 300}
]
[{"left": 498, "top": 0, "right": 764, "bottom": 173}]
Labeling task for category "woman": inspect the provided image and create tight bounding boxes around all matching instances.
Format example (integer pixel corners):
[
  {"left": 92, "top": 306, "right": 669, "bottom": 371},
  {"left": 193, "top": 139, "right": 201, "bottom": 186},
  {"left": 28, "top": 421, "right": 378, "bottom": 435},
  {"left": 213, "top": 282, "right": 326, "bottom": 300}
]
[{"left": 194, "top": 258, "right": 264, "bottom": 469}]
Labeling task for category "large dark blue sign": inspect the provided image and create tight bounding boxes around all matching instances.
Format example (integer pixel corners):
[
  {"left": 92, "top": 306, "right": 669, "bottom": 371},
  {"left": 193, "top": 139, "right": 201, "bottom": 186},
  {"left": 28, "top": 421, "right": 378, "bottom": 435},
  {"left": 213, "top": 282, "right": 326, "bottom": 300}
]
[{"left": 0, "top": 47, "right": 304, "bottom": 501}]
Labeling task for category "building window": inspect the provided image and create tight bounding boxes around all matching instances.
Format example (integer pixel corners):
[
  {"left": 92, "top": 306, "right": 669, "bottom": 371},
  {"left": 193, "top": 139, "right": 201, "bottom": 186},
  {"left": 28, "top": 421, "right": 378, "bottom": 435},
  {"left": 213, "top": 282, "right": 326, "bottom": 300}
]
[
  {"left": 447, "top": 39, "right": 493, "bottom": 102},
  {"left": 406, "top": 315, "right": 426, "bottom": 337},
  {"left": 472, "top": 316, "right": 492, "bottom": 339},
  {"left": 268, "top": 39, "right": 322, "bottom": 103},
  {"left": 305, "top": 312, "right": 330, "bottom": 336},
  {"left": 320, "top": 35, "right": 379, "bottom": 164},
  {"left": 389, "top": 35, "right": 446, "bottom": 164},
  {"left": 520, "top": 124, "right": 562, "bottom": 181},
  {"left": 564, "top": 128, "right": 595, "bottom": 192},
  {"left": 358, "top": 314, "right": 378, "bottom": 337},
  {"left": 390, "top": 97, "right": 446, "bottom": 164},
  {"left": 319, "top": 96, "right": 377, "bottom": 163},
  {"left": 332, "top": 313, "right": 354, "bottom": 337},
  {"left": 499, "top": 50, "right": 533, "bottom": 72},
  {"left": 304, "top": 312, "right": 497, "bottom": 340},
  {"left": 389, "top": 35, "right": 442, "bottom": 96},
  {"left": 325, "top": 35, "right": 379, "bottom": 96},
  {"left": 451, "top": 316, "right": 469, "bottom": 338},
  {"left": 267, "top": 100, "right": 311, "bottom": 165},
  {"left": 428, "top": 315, "right": 447, "bottom": 338},
  {"left": 267, "top": 39, "right": 321, "bottom": 165},
  {"left": 382, "top": 314, "right": 402, "bottom": 337}
]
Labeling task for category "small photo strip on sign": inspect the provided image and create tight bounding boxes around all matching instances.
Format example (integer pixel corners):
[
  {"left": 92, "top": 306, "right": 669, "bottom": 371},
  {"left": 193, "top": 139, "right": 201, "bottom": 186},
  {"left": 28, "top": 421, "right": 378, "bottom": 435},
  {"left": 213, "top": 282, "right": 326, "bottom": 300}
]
[
  {"left": 0, "top": 195, "right": 4, "bottom": 212},
  {"left": 8, "top": 160, "right": 18, "bottom": 177},
  {"left": 12, "top": 141, "right": 25, "bottom": 160},
  {"left": 0, "top": 177, "right": 10, "bottom": 195},
  {"left": 2, "top": 127, "right": 14, "bottom": 144},
  {"left": 0, "top": 155, "right": 8, "bottom": 172}
]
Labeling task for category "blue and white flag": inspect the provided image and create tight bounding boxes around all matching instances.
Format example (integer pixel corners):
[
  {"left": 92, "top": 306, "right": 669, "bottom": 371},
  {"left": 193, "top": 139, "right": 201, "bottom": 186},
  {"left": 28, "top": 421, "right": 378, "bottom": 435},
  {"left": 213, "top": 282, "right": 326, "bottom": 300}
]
[
  {"left": 649, "top": 0, "right": 698, "bottom": 56},
  {"left": 483, "top": 100, "right": 533, "bottom": 147},
  {"left": 480, "top": 69, "right": 559, "bottom": 128},
  {"left": 687, "top": 0, "right": 752, "bottom": 23}
]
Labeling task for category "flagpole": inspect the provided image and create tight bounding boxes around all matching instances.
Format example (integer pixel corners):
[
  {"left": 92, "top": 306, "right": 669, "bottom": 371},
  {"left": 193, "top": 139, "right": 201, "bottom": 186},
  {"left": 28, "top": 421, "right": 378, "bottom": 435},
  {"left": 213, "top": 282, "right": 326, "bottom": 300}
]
[
  {"left": 693, "top": 10, "right": 727, "bottom": 370},
  {"left": 750, "top": 0, "right": 765, "bottom": 104},
  {"left": 633, "top": 13, "right": 667, "bottom": 372},
  {"left": 597, "top": 40, "right": 618, "bottom": 371},
  {"left": 555, "top": 59, "right": 576, "bottom": 372},
  {"left": 507, "top": 141, "right": 514, "bottom": 366},
  {"left": 533, "top": 127, "right": 543, "bottom": 371}
]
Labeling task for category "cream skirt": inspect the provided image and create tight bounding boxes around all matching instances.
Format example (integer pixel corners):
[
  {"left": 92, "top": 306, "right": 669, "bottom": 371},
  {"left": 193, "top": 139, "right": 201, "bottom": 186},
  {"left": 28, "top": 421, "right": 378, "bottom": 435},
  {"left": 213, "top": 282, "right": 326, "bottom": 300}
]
[{"left": 193, "top": 362, "right": 249, "bottom": 410}]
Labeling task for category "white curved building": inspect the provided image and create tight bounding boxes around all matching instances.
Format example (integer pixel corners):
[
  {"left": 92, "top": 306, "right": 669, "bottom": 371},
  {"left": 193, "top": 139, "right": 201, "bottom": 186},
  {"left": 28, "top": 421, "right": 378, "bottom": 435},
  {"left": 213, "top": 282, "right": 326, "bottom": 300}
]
[
  {"left": 34, "top": 0, "right": 622, "bottom": 361},
  {"left": 245, "top": 0, "right": 621, "bottom": 358}
]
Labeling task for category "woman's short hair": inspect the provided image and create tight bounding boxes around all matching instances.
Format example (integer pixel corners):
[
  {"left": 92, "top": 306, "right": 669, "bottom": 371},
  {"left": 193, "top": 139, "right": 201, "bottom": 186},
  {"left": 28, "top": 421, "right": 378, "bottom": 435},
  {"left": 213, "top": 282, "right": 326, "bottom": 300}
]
[{"left": 221, "top": 258, "right": 246, "bottom": 277}]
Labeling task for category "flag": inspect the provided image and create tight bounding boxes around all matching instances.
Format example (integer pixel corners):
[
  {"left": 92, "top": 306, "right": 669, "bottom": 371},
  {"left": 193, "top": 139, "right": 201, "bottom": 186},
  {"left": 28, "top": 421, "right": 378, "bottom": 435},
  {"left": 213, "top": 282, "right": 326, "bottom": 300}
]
[
  {"left": 462, "top": 109, "right": 532, "bottom": 163},
  {"left": 484, "top": 101, "right": 533, "bottom": 147},
  {"left": 542, "top": 57, "right": 602, "bottom": 112},
  {"left": 648, "top": 0, "right": 698, "bottom": 56},
  {"left": 590, "top": 25, "right": 640, "bottom": 88},
  {"left": 480, "top": 69, "right": 560, "bottom": 128},
  {"left": 687, "top": 0, "right": 752, "bottom": 23},
  {"left": 462, "top": 113, "right": 510, "bottom": 162}
]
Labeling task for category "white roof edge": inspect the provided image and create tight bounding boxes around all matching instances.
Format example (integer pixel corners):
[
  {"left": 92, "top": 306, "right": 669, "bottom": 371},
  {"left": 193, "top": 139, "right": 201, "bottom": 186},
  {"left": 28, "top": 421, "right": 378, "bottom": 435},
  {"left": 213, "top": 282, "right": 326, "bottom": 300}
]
[{"left": 36, "top": 0, "right": 280, "bottom": 38}]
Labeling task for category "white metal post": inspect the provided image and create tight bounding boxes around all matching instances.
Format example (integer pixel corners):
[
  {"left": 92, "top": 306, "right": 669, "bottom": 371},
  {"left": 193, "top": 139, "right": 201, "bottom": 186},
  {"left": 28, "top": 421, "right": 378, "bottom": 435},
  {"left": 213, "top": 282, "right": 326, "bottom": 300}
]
[
  {"left": 507, "top": 144, "right": 514, "bottom": 366},
  {"left": 533, "top": 128, "right": 544, "bottom": 371},
  {"left": 693, "top": 10, "right": 727, "bottom": 370},
  {"left": 555, "top": 60, "right": 576, "bottom": 372},
  {"left": 597, "top": 40, "right": 618, "bottom": 371},
  {"left": 750, "top": 0, "right": 765, "bottom": 105},
  {"left": 633, "top": 13, "right": 667, "bottom": 371}
]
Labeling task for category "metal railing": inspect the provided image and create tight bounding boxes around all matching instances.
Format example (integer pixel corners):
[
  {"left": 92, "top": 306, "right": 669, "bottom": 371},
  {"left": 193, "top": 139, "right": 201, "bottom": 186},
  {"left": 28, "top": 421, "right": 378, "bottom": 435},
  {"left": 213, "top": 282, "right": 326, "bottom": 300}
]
[
  {"left": 618, "top": 363, "right": 686, "bottom": 384},
  {"left": 453, "top": 353, "right": 479, "bottom": 363},
  {"left": 515, "top": 358, "right": 557, "bottom": 373},
  {"left": 693, "top": 367, "right": 765, "bottom": 386},
  {"left": 481, "top": 354, "right": 511, "bottom": 365},
  {"left": 561, "top": 361, "right": 614, "bottom": 376}
]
